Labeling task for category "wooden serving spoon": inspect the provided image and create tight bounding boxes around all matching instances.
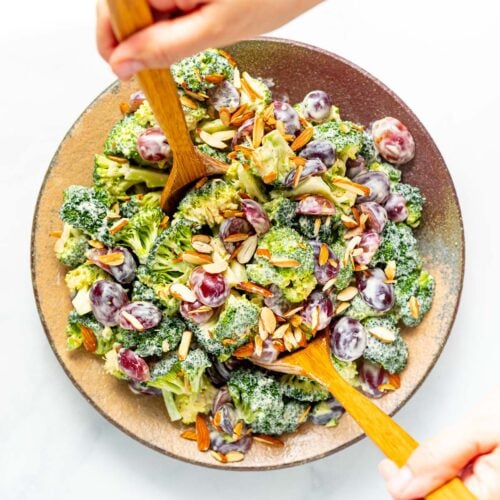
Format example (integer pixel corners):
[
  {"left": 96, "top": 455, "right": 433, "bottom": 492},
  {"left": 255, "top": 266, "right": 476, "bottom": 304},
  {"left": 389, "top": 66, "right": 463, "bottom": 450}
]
[
  {"left": 253, "top": 333, "right": 475, "bottom": 500},
  {"left": 106, "top": 0, "right": 228, "bottom": 213}
]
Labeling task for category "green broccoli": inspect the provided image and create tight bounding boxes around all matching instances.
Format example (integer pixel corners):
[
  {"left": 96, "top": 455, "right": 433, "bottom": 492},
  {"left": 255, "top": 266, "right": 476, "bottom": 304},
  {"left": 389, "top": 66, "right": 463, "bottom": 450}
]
[
  {"left": 321, "top": 171, "right": 359, "bottom": 214},
  {"left": 279, "top": 374, "right": 329, "bottom": 402},
  {"left": 103, "top": 114, "right": 147, "bottom": 165},
  {"left": 119, "top": 191, "right": 162, "bottom": 218},
  {"left": 246, "top": 227, "right": 317, "bottom": 303},
  {"left": 174, "top": 179, "right": 239, "bottom": 227},
  {"left": 332, "top": 356, "right": 360, "bottom": 387},
  {"left": 228, "top": 162, "right": 268, "bottom": 203},
  {"left": 395, "top": 269, "right": 435, "bottom": 326},
  {"left": 296, "top": 214, "right": 340, "bottom": 243},
  {"left": 130, "top": 279, "right": 163, "bottom": 307},
  {"left": 59, "top": 185, "right": 112, "bottom": 245},
  {"left": 363, "top": 323, "right": 408, "bottom": 374},
  {"left": 113, "top": 207, "right": 164, "bottom": 264},
  {"left": 180, "top": 99, "right": 208, "bottom": 131},
  {"left": 239, "top": 72, "right": 272, "bottom": 113},
  {"left": 120, "top": 315, "right": 186, "bottom": 357},
  {"left": 228, "top": 368, "right": 309, "bottom": 435},
  {"left": 330, "top": 241, "right": 354, "bottom": 290},
  {"left": 264, "top": 195, "right": 297, "bottom": 227},
  {"left": 189, "top": 318, "right": 230, "bottom": 359},
  {"left": 174, "top": 379, "right": 218, "bottom": 424},
  {"left": 171, "top": 49, "right": 234, "bottom": 93},
  {"left": 370, "top": 162, "right": 401, "bottom": 184},
  {"left": 93, "top": 154, "right": 169, "bottom": 202},
  {"left": 285, "top": 176, "right": 337, "bottom": 204},
  {"left": 66, "top": 310, "right": 116, "bottom": 354},
  {"left": 132, "top": 101, "right": 156, "bottom": 127},
  {"left": 54, "top": 223, "right": 89, "bottom": 268},
  {"left": 197, "top": 143, "right": 230, "bottom": 165},
  {"left": 373, "top": 221, "right": 422, "bottom": 277},
  {"left": 360, "top": 131, "right": 378, "bottom": 163},
  {"left": 393, "top": 183, "right": 426, "bottom": 228},
  {"left": 313, "top": 121, "right": 365, "bottom": 160},
  {"left": 346, "top": 294, "right": 384, "bottom": 321}
]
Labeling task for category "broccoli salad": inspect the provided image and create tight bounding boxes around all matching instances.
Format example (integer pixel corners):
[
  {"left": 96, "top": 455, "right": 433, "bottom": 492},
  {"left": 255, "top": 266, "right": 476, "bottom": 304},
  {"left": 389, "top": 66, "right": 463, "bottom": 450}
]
[{"left": 53, "top": 48, "right": 434, "bottom": 464}]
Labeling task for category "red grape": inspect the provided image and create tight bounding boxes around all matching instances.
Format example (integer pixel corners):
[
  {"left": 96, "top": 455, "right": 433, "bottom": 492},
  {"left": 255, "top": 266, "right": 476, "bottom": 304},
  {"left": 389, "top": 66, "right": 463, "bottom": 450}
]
[
  {"left": 371, "top": 117, "right": 415, "bottom": 165},
  {"left": 330, "top": 317, "right": 367, "bottom": 361},
  {"left": 296, "top": 195, "right": 336, "bottom": 216},
  {"left": 137, "top": 127, "right": 171, "bottom": 163},
  {"left": 301, "top": 90, "right": 333, "bottom": 123},
  {"left": 208, "top": 80, "right": 240, "bottom": 112},
  {"left": 346, "top": 155, "right": 367, "bottom": 179},
  {"left": 299, "top": 140, "right": 336, "bottom": 166},
  {"left": 189, "top": 267, "right": 230, "bottom": 308},
  {"left": 219, "top": 217, "right": 252, "bottom": 253},
  {"left": 241, "top": 199, "right": 270, "bottom": 235},
  {"left": 358, "top": 202, "right": 387, "bottom": 233},
  {"left": 359, "top": 360, "right": 389, "bottom": 398},
  {"left": 353, "top": 171, "right": 391, "bottom": 204},
  {"left": 300, "top": 290, "right": 335, "bottom": 331},
  {"left": 273, "top": 101, "right": 300, "bottom": 135},
  {"left": 310, "top": 241, "right": 340, "bottom": 285},
  {"left": 117, "top": 301, "right": 162, "bottom": 331},
  {"left": 354, "top": 230, "right": 381, "bottom": 266},
  {"left": 356, "top": 268, "right": 395, "bottom": 312},
  {"left": 180, "top": 299, "right": 214, "bottom": 324},
  {"left": 89, "top": 280, "right": 129, "bottom": 326},
  {"left": 384, "top": 193, "right": 409, "bottom": 222},
  {"left": 118, "top": 348, "right": 150, "bottom": 382}
]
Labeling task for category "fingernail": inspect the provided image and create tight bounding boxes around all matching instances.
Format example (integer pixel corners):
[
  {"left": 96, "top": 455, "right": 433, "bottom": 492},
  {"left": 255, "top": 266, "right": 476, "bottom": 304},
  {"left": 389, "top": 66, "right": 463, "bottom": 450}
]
[
  {"left": 387, "top": 465, "right": 413, "bottom": 493},
  {"left": 114, "top": 60, "right": 145, "bottom": 80}
]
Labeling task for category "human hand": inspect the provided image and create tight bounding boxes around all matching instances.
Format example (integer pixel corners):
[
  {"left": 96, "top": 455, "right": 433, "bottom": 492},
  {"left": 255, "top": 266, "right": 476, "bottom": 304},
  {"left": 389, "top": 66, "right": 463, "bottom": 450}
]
[
  {"left": 379, "top": 384, "right": 500, "bottom": 499},
  {"left": 96, "top": 0, "right": 323, "bottom": 80}
]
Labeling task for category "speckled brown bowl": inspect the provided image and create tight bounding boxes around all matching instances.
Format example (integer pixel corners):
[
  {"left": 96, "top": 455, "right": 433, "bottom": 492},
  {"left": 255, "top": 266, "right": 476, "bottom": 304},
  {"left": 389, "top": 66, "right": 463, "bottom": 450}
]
[{"left": 31, "top": 38, "right": 464, "bottom": 470}]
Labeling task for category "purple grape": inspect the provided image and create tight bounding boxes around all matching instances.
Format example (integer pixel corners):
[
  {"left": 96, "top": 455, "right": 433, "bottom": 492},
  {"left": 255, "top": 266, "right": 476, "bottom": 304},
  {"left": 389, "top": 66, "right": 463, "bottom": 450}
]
[
  {"left": 189, "top": 267, "right": 230, "bottom": 308},
  {"left": 299, "top": 140, "right": 336, "bottom": 167},
  {"left": 384, "top": 193, "right": 409, "bottom": 222},
  {"left": 359, "top": 360, "right": 389, "bottom": 398},
  {"left": 89, "top": 280, "right": 129, "bottom": 327},
  {"left": 207, "top": 359, "right": 240, "bottom": 388},
  {"left": 302, "top": 90, "right": 333, "bottom": 123},
  {"left": 371, "top": 117, "right": 415, "bottom": 165},
  {"left": 310, "top": 240, "right": 339, "bottom": 285},
  {"left": 264, "top": 284, "right": 295, "bottom": 316},
  {"left": 210, "top": 432, "right": 252, "bottom": 454},
  {"left": 273, "top": 101, "right": 300, "bottom": 135},
  {"left": 300, "top": 290, "right": 335, "bottom": 331},
  {"left": 212, "top": 386, "right": 232, "bottom": 412},
  {"left": 118, "top": 348, "right": 150, "bottom": 382},
  {"left": 117, "top": 301, "right": 162, "bottom": 331},
  {"left": 357, "top": 202, "right": 387, "bottom": 233},
  {"left": 283, "top": 158, "right": 327, "bottom": 187},
  {"left": 251, "top": 338, "right": 281, "bottom": 363},
  {"left": 345, "top": 155, "right": 367, "bottom": 179},
  {"left": 241, "top": 199, "right": 270, "bottom": 235},
  {"left": 128, "top": 380, "right": 161, "bottom": 396},
  {"left": 137, "top": 127, "right": 171, "bottom": 163},
  {"left": 354, "top": 230, "right": 381, "bottom": 266},
  {"left": 86, "top": 247, "right": 136, "bottom": 285},
  {"left": 208, "top": 80, "right": 240, "bottom": 112},
  {"left": 219, "top": 217, "right": 253, "bottom": 253},
  {"left": 353, "top": 171, "right": 391, "bottom": 204},
  {"left": 180, "top": 299, "right": 214, "bottom": 325},
  {"left": 232, "top": 117, "right": 254, "bottom": 147},
  {"left": 296, "top": 195, "right": 336, "bottom": 216},
  {"left": 309, "top": 398, "right": 345, "bottom": 425},
  {"left": 356, "top": 268, "right": 395, "bottom": 312},
  {"left": 330, "top": 317, "right": 367, "bottom": 361}
]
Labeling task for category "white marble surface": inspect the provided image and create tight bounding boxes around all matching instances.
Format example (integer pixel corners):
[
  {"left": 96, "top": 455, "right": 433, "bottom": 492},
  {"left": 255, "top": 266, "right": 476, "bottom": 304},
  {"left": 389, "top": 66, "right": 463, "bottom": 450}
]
[{"left": 1, "top": 1, "right": 499, "bottom": 498}]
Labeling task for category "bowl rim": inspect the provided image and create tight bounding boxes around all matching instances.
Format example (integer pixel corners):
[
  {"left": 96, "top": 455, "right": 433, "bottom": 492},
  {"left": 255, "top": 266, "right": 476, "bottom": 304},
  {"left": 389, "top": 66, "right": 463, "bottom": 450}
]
[{"left": 31, "top": 35, "right": 465, "bottom": 471}]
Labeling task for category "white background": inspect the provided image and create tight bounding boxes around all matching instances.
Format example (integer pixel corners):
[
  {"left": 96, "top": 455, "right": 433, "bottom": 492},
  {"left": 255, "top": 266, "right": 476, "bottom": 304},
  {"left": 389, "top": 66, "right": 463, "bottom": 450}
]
[{"left": 1, "top": 1, "right": 499, "bottom": 499}]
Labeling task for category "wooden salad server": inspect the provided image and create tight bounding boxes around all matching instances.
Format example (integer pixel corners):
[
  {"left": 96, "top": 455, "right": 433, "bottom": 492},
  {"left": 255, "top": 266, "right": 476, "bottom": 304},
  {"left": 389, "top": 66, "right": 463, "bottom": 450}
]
[
  {"left": 107, "top": 0, "right": 228, "bottom": 213},
  {"left": 253, "top": 333, "right": 475, "bottom": 500}
]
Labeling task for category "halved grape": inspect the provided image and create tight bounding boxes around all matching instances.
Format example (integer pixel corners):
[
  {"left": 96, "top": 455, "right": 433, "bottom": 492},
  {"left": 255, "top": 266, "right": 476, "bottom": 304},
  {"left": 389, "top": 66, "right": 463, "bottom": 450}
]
[
  {"left": 211, "top": 431, "right": 252, "bottom": 454},
  {"left": 208, "top": 80, "right": 240, "bottom": 112},
  {"left": 358, "top": 202, "right": 387, "bottom": 233},
  {"left": 137, "top": 127, "right": 171, "bottom": 163},
  {"left": 89, "top": 280, "right": 129, "bottom": 326},
  {"left": 310, "top": 240, "right": 339, "bottom": 285},
  {"left": 273, "top": 101, "right": 301, "bottom": 135},
  {"left": 117, "top": 301, "right": 162, "bottom": 331},
  {"left": 302, "top": 90, "right": 333, "bottom": 123},
  {"left": 296, "top": 195, "right": 336, "bottom": 216},
  {"left": 128, "top": 380, "right": 161, "bottom": 396},
  {"left": 356, "top": 268, "right": 395, "bottom": 312},
  {"left": 264, "top": 284, "right": 295, "bottom": 316},
  {"left": 330, "top": 317, "right": 367, "bottom": 361},
  {"left": 353, "top": 171, "right": 390, "bottom": 204},
  {"left": 354, "top": 230, "right": 381, "bottom": 266},
  {"left": 346, "top": 155, "right": 367, "bottom": 179},
  {"left": 283, "top": 158, "right": 327, "bottom": 187},
  {"left": 384, "top": 193, "right": 409, "bottom": 222},
  {"left": 300, "top": 290, "right": 335, "bottom": 331},
  {"left": 129, "top": 91, "right": 145, "bottom": 112},
  {"left": 118, "top": 348, "right": 150, "bottom": 382},
  {"left": 219, "top": 217, "right": 253, "bottom": 253},
  {"left": 232, "top": 117, "right": 254, "bottom": 147},
  {"left": 86, "top": 247, "right": 137, "bottom": 284},
  {"left": 189, "top": 267, "right": 230, "bottom": 308},
  {"left": 208, "top": 360, "right": 240, "bottom": 389},
  {"left": 241, "top": 199, "right": 270, "bottom": 235},
  {"left": 180, "top": 299, "right": 214, "bottom": 324},
  {"left": 359, "top": 360, "right": 389, "bottom": 398},
  {"left": 309, "top": 398, "right": 345, "bottom": 425},
  {"left": 251, "top": 338, "right": 281, "bottom": 363},
  {"left": 299, "top": 140, "right": 336, "bottom": 166},
  {"left": 371, "top": 117, "right": 415, "bottom": 165},
  {"left": 212, "top": 386, "right": 232, "bottom": 412}
]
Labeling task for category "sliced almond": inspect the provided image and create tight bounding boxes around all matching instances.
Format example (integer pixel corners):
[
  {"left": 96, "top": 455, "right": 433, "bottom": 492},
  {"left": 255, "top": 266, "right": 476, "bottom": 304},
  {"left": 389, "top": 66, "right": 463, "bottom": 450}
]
[
  {"left": 233, "top": 66, "right": 241, "bottom": 89},
  {"left": 262, "top": 170, "right": 278, "bottom": 184},
  {"left": 81, "top": 325, "right": 97, "bottom": 352},
  {"left": 275, "top": 120, "right": 286, "bottom": 138},
  {"left": 368, "top": 326, "right": 396, "bottom": 343},
  {"left": 233, "top": 342, "right": 254, "bottom": 358},
  {"left": 210, "top": 451, "right": 228, "bottom": 463},
  {"left": 199, "top": 129, "right": 229, "bottom": 149},
  {"left": 354, "top": 264, "right": 368, "bottom": 272},
  {"left": 253, "top": 435, "right": 284, "bottom": 447},
  {"left": 232, "top": 420, "right": 244, "bottom": 440},
  {"left": 378, "top": 373, "right": 401, "bottom": 392},
  {"left": 318, "top": 243, "right": 329, "bottom": 266},
  {"left": 260, "top": 307, "right": 277, "bottom": 335},
  {"left": 284, "top": 328, "right": 299, "bottom": 351},
  {"left": 335, "top": 302, "right": 351, "bottom": 315},
  {"left": 222, "top": 209, "right": 245, "bottom": 218},
  {"left": 237, "top": 234, "right": 258, "bottom": 264},
  {"left": 273, "top": 323, "right": 290, "bottom": 340},
  {"left": 225, "top": 451, "right": 245, "bottom": 463},
  {"left": 313, "top": 217, "right": 322, "bottom": 237},
  {"left": 289, "top": 314, "right": 302, "bottom": 328},
  {"left": 218, "top": 48, "right": 237, "bottom": 66},
  {"left": 384, "top": 260, "right": 397, "bottom": 281},
  {"left": 292, "top": 163, "right": 304, "bottom": 188},
  {"left": 97, "top": 252, "right": 125, "bottom": 266},
  {"left": 222, "top": 338, "right": 237, "bottom": 346},
  {"left": 159, "top": 215, "right": 170, "bottom": 229},
  {"left": 203, "top": 260, "right": 228, "bottom": 274},
  {"left": 332, "top": 178, "right": 371, "bottom": 196},
  {"left": 343, "top": 226, "right": 364, "bottom": 240},
  {"left": 180, "top": 429, "right": 197, "bottom": 441},
  {"left": 204, "top": 73, "right": 225, "bottom": 84},
  {"left": 291, "top": 127, "right": 314, "bottom": 151},
  {"left": 311, "top": 305, "right": 321, "bottom": 336},
  {"left": 178, "top": 330, "right": 193, "bottom": 361},
  {"left": 181, "top": 84, "right": 208, "bottom": 101},
  {"left": 182, "top": 251, "right": 213, "bottom": 265},
  {"left": 169, "top": 283, "right": 197, "bottom": 303},
  {"left": 106, "top": 154, "right": 128, "bottom": 164},
  {"left": 289, "top": 156, "right": 307, "bottom": 167},
  {"left": 49, "top": 230, "right": 62, "bottom": 238},
  {"left": 235, "top": 281, "right": 273, "bottom": 298},
  {"left": 254, "top": 335, "right": 263, "bottom": 357},
  {"left": 191, "top": 240, "right": 213, "bottom": 254},
  {"left": 162, "top": 340, "right": 170, "bottom": 352},
  {"left": 230, "top": 111, "right": 254, "bottom": 127},
  {"left": 255, "top": 248, "right": 271, "bottom": 260},
  {"left": 195, "top": 414, "right": 210, "bottom": 452},
  {"left": 241, "top": 72, "right": 264, "bottom": 99},
  {"left": 322, "top": 277, "right": 337, "bottom": 292},
  {"left": 268, "top": 257, "right": 300, "bottom": 268},
  {"left": 351, "top": 248, "right": 364, "bottom": 257},
  {"left": 252, "top": 116, "right": 265, "bottom": 149},
  {"left": 294, "top": 327, "right": 308, "bottom": 347},
  {"left": 281, "top": 305, "right": 304, "bottom": 318},
  {"left": 88, "top": 239, "right": 104, "bottom": 249},
  {"left": 223, "top": 232, "right": 249, "bottom": 243},
  {"left": 192, "top": 234, "right": 211, "bottom": 244},
  {"left": 180, "top": 95, "right": 198, "bottom": 109},
  {"left": 337, "top": 286, "right": 358, "bottom": 302},
  {"left": 121, "top": 311, "right": 144, "bottom": 331},
  {"left": 219, "top": 107, "right": 231, "bottom": 127},
  {"left": 211, "top": 130, "right": 236, "bottom": 142},
  {"left": 187, "top": 305, "right": 213, "bottom": 316},
  {"left": 194, "top": 176, "right": 208, "bottom": 189},
  {"left": 258, "top": 318, "right": 268, "bottom": 341},
  {"left": 409, "top": 296, "right": 420, "bottom": 319}
]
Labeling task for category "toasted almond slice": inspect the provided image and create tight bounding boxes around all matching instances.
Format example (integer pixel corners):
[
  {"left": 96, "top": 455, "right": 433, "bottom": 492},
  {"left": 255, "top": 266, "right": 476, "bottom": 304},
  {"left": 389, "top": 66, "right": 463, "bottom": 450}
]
[
  {"left": 219, "top": 107, "right": 231, "bottom": 127},
  {"left": 262, "top": 170, "right": 278, "bottom": 184},
  {"left": 295, "top": 327, "right": 308, "bottom": 348},
  {"left": 223, "top": 233, "right": 249, "bottom": 243},
  {"left": 88, "top": 239, "right": 104, "bottom": 249},
  {"left": 81, "top": 325, "right": 97, "bottom": 352},
  {"left": 341, "top": 214, "right": 358, "bottom": 229},
  {"left": 351, "top": 248, "right": 364, "bottom": 257},
  {"left": 211, "top": 129, "right": 236, "bottom": 142},
  {"left": 210, "top": 450, "right": 228, "bottom": 463},
  {"left": 292, "top": 163, "right": 304, "bottom": 188},
  {"left": 180, "top": 429, "right": 197, "bottom": 441},
  {"left": 187, "top": 305, "right": 213, "bottom": 316},
  {"left": 322, "top": 277, "right": 337, "bottom": 292},
  {"left": 178, "top": 330, "right": 193, "bottom": 361},
  {"left": 169, "top": 283, "right": 197, "bottom": 303},
  {"left": 182, "top": 251, "right": 213, "bottom": 265},
  {"left": 409, "top": 296, "right": 420, "bottom": 319},
  {"left": 255, "top": 248, "right": 271, "bottom": 260},
  {"left": 231, "top": 103, "right": 249, "bottom": 121},
  {"left": 269, "top": 257, "right": 300, "bottom": 268},
  {"left": 121, "top": 311, "right": 144, "bottom": 331},
  {"left": 273, "top": 323, "right": 290, "bottom": 340},
  {"left": 204, "top": 73, "right": 225, "bottom": 84},
  {"left": 106, "top": 154, "right": 128, "bottom": 164},
  {"left": 284, "top": 329, "right": 298, "bottom": 351},
  {"left": 233, "top": 420, "right": 244, "bottom": 440},
  {"left": 344, "top": 226, "right": 364, "bottom": 240},
  {"left": 289, "top": 314, "right": 302, "bottom": 328},
  {"left": 258, "top": 318, "right": 268, "bottom": 341},
  {"left": 291, "top": 127, "right": 314, "bottom": 151},
  {"left": 230, "top": 110, "right": 254, "bottom": 127},
  {"left": 359, "top": 213, "right": 369, "bottom": 228},
  {"left": 354, "top": 264, "right": 368, "bottom": 272},
  {"left": 289, "top": 155, "right": 307, "bottom": 167},
  {"left": 180, "top": 95, "right": 198, "bottom": 109},
  {"left": 275, "top": 120, "right": 286, "bottom": 138},
  {"left": 120, "top": 101, "right": 131, "bottom": 115},
  {"left": 335, "top": 302, "right": 351, "bottom": 315},
  {"left": 378, "top": 374, "right": 401, "bottom": 392},
  {"left": 203, "top": 260, "right": 228, "bottom": 274},
  {"left": 159, "top": 215, "right": 170, "bottom": 229},
  {"left": 162, "top": 339, "right": 170, "bottom": 352},
  {"left": 109, "top": 218, "right": 129, "bottom": 234},
  {"left": 233, "top": 66, "right": 241, "bottom": 88},
  {"left": 241, "top": 72, "right": 264, "bottom": 99},
  {"left": 311, "top": 305, "right": 321, "bottom": 336},
  {"left": 237, "top": 234, "right": 258, "bottom": 264},
  {"left": 199, "top": 129, "right": 228, "bottom": 149},
  {"left": 337, "top": 286, "right": 358, "bottom": 302},
  {"left": 181, "top": 84, "right": 208, "bottom": 101},
  {"left": 313, "top": 217, "right": 322, "bottom": 237},
  {"left": 195, "top": 414, "right": 210, "bottom": 451},
  {"left": 225, "top": 451, "right": 245, "bottom": 463},
  {"left": 332, "top": 178, "right": 371, "bottom": 196},
  {"left": 368, "top": 326, "right": 396, "bottom": 343},
  {"left": 97, "top": 252, "right": 125, "bottom": 266},
  {"left": 235, "top": 281, "right": 273, "bottom": 298},
  {"left": 234, "top": 144, "right": 254, "bottom": 156},
  {"left": 191, "top": 240, "right": 213, "bottom": 254},
  {"left": 254, "top": 335, "right": 263, "bottom": 357},
  {"left": 260, "top": 307, "right": 277, "bottom": 334},
  {"left": 281, "top": 306, "right": 304, "bottom": 318},
  {"left": 385, "top": 260, "right": 397, "bottom": 281},
  {"left": 192, "top": 234, "right": 211, "bottom": 244},
  {"left": 222, "top": 338, "right": 237, "bottom": 346},
  {"left": 252, "top": 115, "right": 265, "bottom": 149},
  {"left": 49, "top": 230, "right": 63, "bottom": 238},
  {"left": 233, "top": 342, "right": 255, "bottom": 358},
  {"left": 253, "top": 434, "right": 284, "bottom": 447},
  {"left": 318, "top": 243, "right": 329, "bottom": 266}
]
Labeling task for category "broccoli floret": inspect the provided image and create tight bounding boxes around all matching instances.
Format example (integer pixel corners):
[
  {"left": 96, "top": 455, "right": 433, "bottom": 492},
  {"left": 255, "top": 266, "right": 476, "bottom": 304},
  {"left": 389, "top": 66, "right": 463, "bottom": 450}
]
[
  {"left": 113, "top": 207, "right": 164, "bottom": 264},
  {"left": 228, "top": 162, "right": 268, "bottom": 203},
  {"left": 363, "top": 329, "right": 408, "bottom": 375},
  {"left": 93, "top": 154, "right": 169, "bottom": 202},
  {"left": 286, "top": 176, "right": 337, "bottom": 203},
  {"left": 189, "top": 318, "right": 231, "bottom": 359},
  {"left": 228, "top": 368, "right": 309, "bottom": 435},
  {"left": 332, "top": 356, "right": 360, "bottom": 387},
  {"left": 104, "top": 114, "right": 147, "bottom": 165},
  {"left": 296, "top": 214, "right": 340, "bottom": 244},
  {"left": 313, "top": 121, "right": 365, "bottom": 160},
  {"left": 309, "top": 398, "right": 345, "bottom": 427},
  {"left": 370, "top": 162, "right": 401, "bottom": 184},
  {"left": 322, "top": 172, "right": 359, "bottom": 214},
  {"left": 119, "top": 191, "right": 162, "bottom": 218},
  {"left": 174, "top": 378, "right": 217, "bottom": 424},
  {"left": 130, "top": 279, "right": 162, "bottom": 307},
  {"left": 330, "top": 241, "right": 354, "bottom": 290},
  {"left": 197, "top": 143, "right": 230, "bottom": 164},
  {"left": 373, "top": 221, "right": 422, "bottom": 277},
  {"left": 360, "top": 131, "right": 378, "bottom": 163},
  {"left": 264, "top": 195, "right": 297, "bottom": 227},
  {"left": 280, "top": 374, "right": 329, "bottom": 402},
  {"left": 66, "top": 310, "right": 116, "bottom": 354},
  {"left": 393, "top": 183, "right": 426, "bottom": 228},
  {"left": 54, "top": 223, "right": 89, "bottom": 268},
  {"left": 120, "top": 315, "right": 186, "bottom": 357},
  {"left": 171, "top": 49, "right": 234, "bottom": 93},
  {"left": 174, "top": 179, "right": 239, "bottom": 227},
  {"left": 180, "top": 97, "right": 208, "bottom": 131},
  {"left": 246, "top": 227, "right": 316, "bottom": 303},
  {"left": 395, "top": 270, "right": 435, "bottom": 326},
  {"left": 239, "top": 72, "right": 272, "bottom": 113},
  {"left": 132, "top": 101, "right": 156, "bottom": 127},
  {"left": 60, "top": 185, "right": 112, "bottom": 245},
  {"left": 346, "top": 294, "right": 384, "bottom": 321}
]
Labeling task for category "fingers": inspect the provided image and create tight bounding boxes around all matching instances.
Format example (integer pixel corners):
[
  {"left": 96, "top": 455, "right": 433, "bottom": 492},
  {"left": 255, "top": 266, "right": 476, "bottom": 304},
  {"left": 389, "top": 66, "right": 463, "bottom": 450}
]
[
  {"left": 95, "top": 0, "right": 117, "bottom": 62},
  {"left": 462, "top": 448, "right": 500, "bottom": 500}
]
